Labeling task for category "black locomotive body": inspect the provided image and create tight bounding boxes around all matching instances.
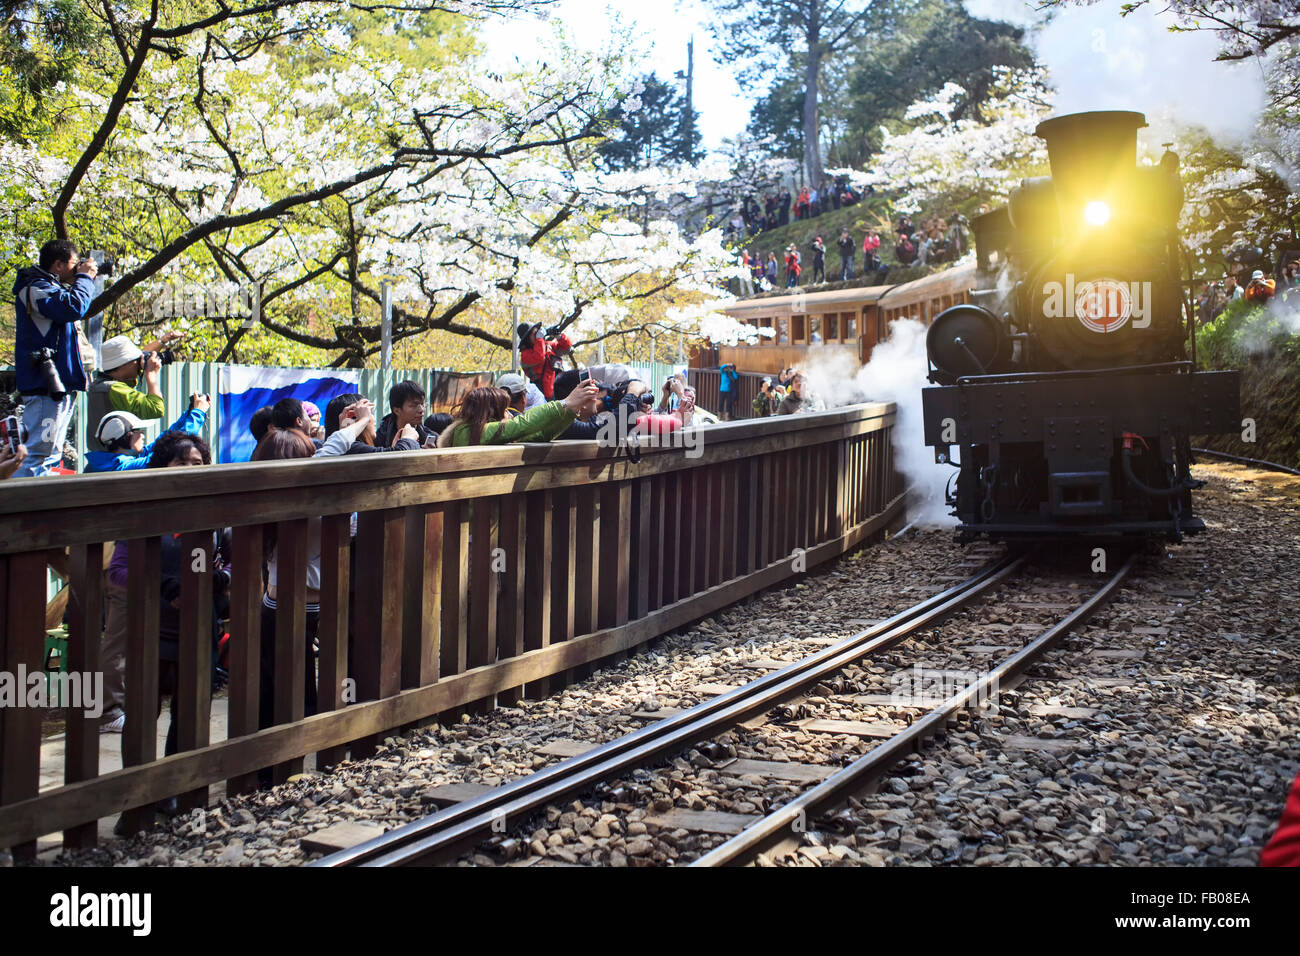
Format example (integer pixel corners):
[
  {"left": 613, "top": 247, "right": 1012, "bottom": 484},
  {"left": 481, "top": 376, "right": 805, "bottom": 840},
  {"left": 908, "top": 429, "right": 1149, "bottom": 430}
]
[{"left": 921, "top": 111, "right": 1241, "bottom": 540}]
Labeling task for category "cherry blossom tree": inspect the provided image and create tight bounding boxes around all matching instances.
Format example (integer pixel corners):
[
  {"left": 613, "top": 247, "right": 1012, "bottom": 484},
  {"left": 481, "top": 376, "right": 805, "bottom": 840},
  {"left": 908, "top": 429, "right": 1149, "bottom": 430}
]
[{"left": 2, "top": 1, "right": 742, "bottom": 367}]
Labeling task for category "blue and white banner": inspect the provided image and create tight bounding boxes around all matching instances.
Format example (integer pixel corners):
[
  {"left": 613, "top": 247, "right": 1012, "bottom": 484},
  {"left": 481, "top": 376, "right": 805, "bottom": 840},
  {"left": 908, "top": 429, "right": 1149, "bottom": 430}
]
[{"left": 217, "top": 365, "right": 360, "bottom": 463}]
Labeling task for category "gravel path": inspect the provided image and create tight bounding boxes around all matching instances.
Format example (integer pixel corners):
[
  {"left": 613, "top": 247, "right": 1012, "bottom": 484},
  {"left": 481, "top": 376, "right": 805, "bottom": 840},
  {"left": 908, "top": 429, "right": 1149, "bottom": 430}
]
[{"left": 37, "top": 464, "right": 1300, "bottom": 867}]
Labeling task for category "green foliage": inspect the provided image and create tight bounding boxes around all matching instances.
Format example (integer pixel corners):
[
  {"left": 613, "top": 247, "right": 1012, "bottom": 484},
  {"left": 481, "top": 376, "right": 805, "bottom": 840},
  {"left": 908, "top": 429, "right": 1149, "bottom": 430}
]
[
  {"left": 0, "top": 0, "right": 98, "bottom": 140},
  {"left": 1195, "top": 297, "right": 1300, "bottom": 369},
  {"left": 599, "top": 73, "right": 702, "bottom": 170},
  {"left": 746, "top": 76, "right": 804, "bottom": 161},
  {"left": 839, "top": 0, "right": 1035, "bottom": 165}
]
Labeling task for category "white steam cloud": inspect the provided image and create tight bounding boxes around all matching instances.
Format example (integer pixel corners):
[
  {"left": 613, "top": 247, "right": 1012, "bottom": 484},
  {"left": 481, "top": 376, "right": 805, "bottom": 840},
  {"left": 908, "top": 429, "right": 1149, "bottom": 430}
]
[
  {"left": 797, "top": 319, "right": 956, "bottom": 527},
  {"left": 966, "top": 1, "right": 1267, "bottom": 151}
]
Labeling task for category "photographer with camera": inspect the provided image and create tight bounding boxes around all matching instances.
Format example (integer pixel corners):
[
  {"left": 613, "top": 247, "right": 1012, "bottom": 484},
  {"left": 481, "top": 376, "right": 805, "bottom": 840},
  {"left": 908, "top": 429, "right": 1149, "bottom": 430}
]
[
  {"left": 10, "top": 239, "right": 99, "bottom": 477},
  {"left": 518, "top": 321, "right": 573, "bottom": 400},
  {"left": 86, "top": 333, "right": 183, "bottom": 452},
  {"left": 85, "top": 392, "right": 209, "bottom": 473}
]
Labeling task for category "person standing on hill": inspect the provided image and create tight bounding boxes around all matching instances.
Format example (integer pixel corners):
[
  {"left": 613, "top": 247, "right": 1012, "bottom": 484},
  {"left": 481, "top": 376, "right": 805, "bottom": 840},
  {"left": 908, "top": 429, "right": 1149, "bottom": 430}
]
[
  {"left": 837, "top": 227, "right": 855, "bottom": 281},
  {"left": 810, "top": 236, "right": 826, "bottom": 284}
]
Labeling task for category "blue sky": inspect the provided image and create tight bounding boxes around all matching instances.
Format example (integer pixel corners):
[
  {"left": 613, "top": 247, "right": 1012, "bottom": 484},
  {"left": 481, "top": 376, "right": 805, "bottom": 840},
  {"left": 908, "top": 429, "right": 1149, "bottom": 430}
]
[{"left": 486, "top": 0, "right": 751, "bottom": 150}]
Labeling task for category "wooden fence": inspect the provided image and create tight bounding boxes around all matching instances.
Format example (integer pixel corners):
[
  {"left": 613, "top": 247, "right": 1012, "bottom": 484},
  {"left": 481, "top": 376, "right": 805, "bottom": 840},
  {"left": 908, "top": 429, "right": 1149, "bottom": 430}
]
[
  {"left": 0, "top": 403, "right": 903, "bottom": 854},
  {"left": 688, "top": 368, "right": 772, "bottom": 420}
]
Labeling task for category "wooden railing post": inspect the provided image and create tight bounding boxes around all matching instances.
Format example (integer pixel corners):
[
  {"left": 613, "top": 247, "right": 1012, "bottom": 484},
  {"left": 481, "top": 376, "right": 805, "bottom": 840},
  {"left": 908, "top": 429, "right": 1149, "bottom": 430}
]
[
  {"left": 120, "top": 537, "right": 161, "bottom": 834},
  {"left": 63, "top": 542, "right": 103, "bottom": 848},
  {"left": 352, "top": 509, "right": 404, "bottom": 759},
  {"left": 177, "top": 531, "right": 214, "bottom": 810},
  {"left": 497, "top": 497, "right": 526, "bottom": 705},
  {"left": 226, "top": 524, "right": 262, "bottom": 795},
  {"left": 523, "top": 489, "right": 553, "bottom": 700},
  {"left": 0, "top": 552, "right": 46, "bottom": 859},
  {"left": 317, "top": 513, "right": 352, "bottom": 769}
]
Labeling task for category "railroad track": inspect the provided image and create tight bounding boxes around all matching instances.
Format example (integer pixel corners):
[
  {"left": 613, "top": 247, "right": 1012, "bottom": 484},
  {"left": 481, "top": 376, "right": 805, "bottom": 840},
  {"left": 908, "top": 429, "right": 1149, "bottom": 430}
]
[
  {"left": 314, "top": 547, "right": 1138, "bottom": 867},
  {"left": 695, "top": 551, "right": 1137, "bottom": 866},
  {"left": 1192, "top": 447, "right": 1300, "bottom": 477}
]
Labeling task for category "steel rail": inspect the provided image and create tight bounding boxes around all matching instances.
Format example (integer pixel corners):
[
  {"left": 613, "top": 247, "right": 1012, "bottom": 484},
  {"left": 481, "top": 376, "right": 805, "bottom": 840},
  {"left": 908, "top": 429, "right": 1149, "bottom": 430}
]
[
  {"left": 1191, "top": 446, "right": 1300, "bottom": 477},
  {"left": 693, "top": 550, "right": 1137, "bottom": 867},
  {"left": 313, "top": 552, "right": 1027, "bottom": 867}
]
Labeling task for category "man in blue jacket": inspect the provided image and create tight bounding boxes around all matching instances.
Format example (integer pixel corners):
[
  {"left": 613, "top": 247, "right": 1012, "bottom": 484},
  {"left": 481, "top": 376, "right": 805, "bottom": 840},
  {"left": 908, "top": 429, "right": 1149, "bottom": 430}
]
[
  {"left": 11, "top": 239, "right": 98, "bottom": 477},
  {"left": 86, "top": 395, "right": 209, "bottom": 473}
]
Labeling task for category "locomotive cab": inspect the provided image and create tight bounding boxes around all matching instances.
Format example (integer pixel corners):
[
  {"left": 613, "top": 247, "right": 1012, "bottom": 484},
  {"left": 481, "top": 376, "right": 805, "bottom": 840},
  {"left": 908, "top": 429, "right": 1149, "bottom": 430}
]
[{"left": 922, "top": 110, "right": 1241, "bottom": 540}]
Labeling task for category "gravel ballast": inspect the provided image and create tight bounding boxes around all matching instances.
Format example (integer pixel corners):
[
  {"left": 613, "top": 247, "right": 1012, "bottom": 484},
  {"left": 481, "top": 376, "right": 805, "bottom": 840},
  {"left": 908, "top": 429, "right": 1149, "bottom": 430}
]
[{"left": 34, "top": 464, "right": 1300, "bottom": 867}]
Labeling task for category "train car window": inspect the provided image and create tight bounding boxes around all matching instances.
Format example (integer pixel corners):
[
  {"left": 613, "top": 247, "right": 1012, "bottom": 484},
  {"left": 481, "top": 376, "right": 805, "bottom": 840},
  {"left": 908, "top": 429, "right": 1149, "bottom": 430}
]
[
  {"left": 846, "top": 312, "right": 858, "bottom": 341},
  {"left": 825, "top": 313, "right": 839, "bottom": 341},
  {"left": 792, "top": 314, "right": 806, "bottom": 342},
  {"left": 777, "top": 317, "right": 789, "bottom": 344},
  {"left": 809, "top": 315, "right": 821, "bottom": 343},
  {"left": 759, "top": 316, "right": 773, "bottom": 344}
]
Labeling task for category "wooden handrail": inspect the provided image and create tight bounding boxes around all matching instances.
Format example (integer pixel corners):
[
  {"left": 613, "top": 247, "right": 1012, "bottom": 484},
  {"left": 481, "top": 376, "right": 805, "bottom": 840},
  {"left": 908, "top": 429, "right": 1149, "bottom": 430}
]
[{"left": 0, "top": 403, "right": 904, "bottom": 853}]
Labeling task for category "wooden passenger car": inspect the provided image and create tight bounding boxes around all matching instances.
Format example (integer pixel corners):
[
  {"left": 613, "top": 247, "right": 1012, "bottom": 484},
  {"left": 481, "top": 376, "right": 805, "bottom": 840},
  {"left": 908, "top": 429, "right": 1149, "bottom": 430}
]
[{"left": 702, "top": 261, "right": 979, "bottom": 375}]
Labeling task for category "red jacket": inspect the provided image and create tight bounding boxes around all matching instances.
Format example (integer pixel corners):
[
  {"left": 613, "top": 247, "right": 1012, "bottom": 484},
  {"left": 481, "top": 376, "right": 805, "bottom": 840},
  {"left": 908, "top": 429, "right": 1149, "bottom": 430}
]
[
  {"left": 520, "top": 332, "right": 572, "bottom": 399},
  {"left": 1261, "top": 770, "right": 1300, "bottom": 866}
]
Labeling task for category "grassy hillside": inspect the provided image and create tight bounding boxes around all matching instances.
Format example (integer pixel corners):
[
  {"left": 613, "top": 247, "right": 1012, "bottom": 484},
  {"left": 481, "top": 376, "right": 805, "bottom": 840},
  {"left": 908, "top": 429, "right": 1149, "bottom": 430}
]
[{"left": 730, "top": 195, "right": 956, "bottom": 296}]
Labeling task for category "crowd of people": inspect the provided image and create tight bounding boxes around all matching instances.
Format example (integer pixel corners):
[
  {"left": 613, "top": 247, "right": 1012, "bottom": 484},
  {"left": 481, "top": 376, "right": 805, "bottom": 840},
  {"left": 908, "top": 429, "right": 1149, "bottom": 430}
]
[
  {"left": 1196, "top": 256, "right": 1300, "bottom": 325},
  {"left": 733, "top": 213, "right": 969, "bottom": 296},
  {"left": 5, "top": 236, "right": 838, "bottom": 825},
  {"left": 750, "top": 367, "right": 823, "bottom": 417},
  {"left": 725, "top": 175, "right": 873, "bottom": 242},
  {"left": 4, "top": 239, "right": 731, "bottom": 818}
]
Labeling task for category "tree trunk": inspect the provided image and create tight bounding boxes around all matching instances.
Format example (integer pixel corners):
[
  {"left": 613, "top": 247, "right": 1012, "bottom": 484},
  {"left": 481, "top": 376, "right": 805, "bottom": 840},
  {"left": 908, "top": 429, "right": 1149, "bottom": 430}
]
[{"left": 803, "top": 2, "right": 822, "bottom": 190}]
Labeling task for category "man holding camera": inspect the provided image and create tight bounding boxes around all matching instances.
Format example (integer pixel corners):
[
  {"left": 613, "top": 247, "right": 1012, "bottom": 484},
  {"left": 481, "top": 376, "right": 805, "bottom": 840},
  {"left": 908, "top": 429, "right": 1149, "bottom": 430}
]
[
  {"left": 86, "top": 333, "right": 183, "bottom": 452},
  {"left": 518, "top": 321, "right": 572, "bottom": 400},
  {"left": 10, "top": 239, "right": 98, "bottom": 477}
]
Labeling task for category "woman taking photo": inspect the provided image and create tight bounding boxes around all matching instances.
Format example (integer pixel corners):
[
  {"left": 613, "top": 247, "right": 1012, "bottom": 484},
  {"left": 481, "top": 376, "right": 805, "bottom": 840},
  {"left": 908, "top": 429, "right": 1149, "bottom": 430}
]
[{"left": 437, "top": 379, "right": 599, "bottom": 447}]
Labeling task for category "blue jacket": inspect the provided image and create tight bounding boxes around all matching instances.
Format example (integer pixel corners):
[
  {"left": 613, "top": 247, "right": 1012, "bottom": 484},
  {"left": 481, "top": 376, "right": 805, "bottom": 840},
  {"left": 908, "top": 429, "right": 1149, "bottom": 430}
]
[
  {"left": 85, "top": 407, "right": 207, "bottom": 473},
  {"left": 12, "top": 266, "right": 95, "bottom": 395},
  {"left": 719, "top": 367, "right": 739, "bottom": 393}
]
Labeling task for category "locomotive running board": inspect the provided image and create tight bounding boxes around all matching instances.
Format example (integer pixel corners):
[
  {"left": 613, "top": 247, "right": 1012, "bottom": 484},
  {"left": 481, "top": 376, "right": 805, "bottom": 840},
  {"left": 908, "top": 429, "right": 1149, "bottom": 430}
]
[{"left": 922, "top": 369, "right": 1241, "bottom": 447}]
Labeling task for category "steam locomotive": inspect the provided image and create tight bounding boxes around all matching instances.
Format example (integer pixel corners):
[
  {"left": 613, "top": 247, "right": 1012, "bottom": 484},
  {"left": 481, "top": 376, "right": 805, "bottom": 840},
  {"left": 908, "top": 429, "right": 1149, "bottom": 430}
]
[{"left": 921, "top": 111, "right": 1240, "bottom": 540}]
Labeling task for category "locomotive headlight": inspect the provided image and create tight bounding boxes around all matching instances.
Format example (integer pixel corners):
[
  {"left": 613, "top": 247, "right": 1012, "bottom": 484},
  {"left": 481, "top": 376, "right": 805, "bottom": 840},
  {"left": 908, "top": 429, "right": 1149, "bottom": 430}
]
[{"left": 1084, "top": 200, "right": 1112, "bottom": 227}]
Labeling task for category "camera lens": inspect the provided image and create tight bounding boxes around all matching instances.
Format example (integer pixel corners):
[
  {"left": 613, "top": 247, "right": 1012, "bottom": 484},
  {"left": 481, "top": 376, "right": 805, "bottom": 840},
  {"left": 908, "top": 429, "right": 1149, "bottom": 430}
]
[{"left": 158, "top": 349, "right": 176, "bottom": 366}]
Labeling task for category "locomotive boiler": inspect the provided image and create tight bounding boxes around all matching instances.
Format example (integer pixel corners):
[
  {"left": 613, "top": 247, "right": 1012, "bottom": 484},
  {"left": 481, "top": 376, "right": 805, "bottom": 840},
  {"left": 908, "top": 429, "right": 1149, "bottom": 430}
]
[{"left": 921, "top": 110, "right": 1240, "bottom": 539}]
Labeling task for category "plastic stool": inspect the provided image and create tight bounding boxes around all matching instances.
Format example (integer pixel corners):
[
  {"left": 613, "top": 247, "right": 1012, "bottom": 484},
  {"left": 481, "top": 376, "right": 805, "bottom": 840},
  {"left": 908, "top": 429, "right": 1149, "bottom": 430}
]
[{"left": 44, "top": 628, "right": 68, "bottom": 706}]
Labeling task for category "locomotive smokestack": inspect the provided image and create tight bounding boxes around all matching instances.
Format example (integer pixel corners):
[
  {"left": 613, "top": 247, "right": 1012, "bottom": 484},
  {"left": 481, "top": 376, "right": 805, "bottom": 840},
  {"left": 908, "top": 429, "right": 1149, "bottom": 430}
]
[
  {"left": 1035, "top": 110, "right": 1147, "bottom": 202},
  {"left": 1035, "top": 111, "right": 1157, "bottom": 240}
]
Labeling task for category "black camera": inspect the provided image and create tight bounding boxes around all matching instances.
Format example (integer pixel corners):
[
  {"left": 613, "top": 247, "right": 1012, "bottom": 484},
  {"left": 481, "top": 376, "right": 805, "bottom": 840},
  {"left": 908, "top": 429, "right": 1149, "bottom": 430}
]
[
  {"left": 29, "top": 347, "right": 67, "bottom": 399},
  {"left": 87, "top": 249, "right": 115, "bottom": 277},
  {"left": 1, "top": 412, "right": 28, "bottom": 454},
  {"left": 144, "top": 349, "right": 177, "bottom": 367},
  {"left": 599, "top": 380, "right": 629, "bottom": 412},
  {"left": 544, "top": 325, "right": 562, "bottom": 340}
]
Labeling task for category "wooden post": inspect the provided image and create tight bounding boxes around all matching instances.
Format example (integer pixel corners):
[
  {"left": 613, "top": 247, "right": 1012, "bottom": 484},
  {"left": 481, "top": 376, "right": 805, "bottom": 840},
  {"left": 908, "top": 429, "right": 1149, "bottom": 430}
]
[
  {"left": 0, "top": 553, "right": 47, "bottom": 858},
  {"left": 226, "top": 524, "right": 262, "bottom": 795},
  {"left": 63, "top": 542, "right": 103, "bottom": 848},
  {"left": 523, "top": 490, "right": 553, "bottom": 700},
  {"left": 468, "top": 497, "right": 500, "bottom": 712},
  {"left": 439, "top": 501, "right": 469, "bottom": 720},
  {"left": 317, "top": 513, "right": 352, "bottom": 770},
  {"left": 497, "top": 497, "right": 526, "bottom": 705},
  {"left": 352, "top": 509, "right": 404, "bottom": 759},
  {"left": 120, "top": 538, "right": 161, "bottom": 835},
  {"left": 177, "top": 531, "right": 214, "bottom": 810}
]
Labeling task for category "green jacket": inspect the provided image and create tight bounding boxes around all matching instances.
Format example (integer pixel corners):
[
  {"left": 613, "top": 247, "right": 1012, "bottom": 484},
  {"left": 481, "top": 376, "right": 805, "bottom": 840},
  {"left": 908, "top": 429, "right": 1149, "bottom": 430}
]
[
  {"left": 441, "top": 401, "right": 576, "bottom": 447},
  {"left": 87, "top": 375, "right": 166, "bottom": 452}
]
